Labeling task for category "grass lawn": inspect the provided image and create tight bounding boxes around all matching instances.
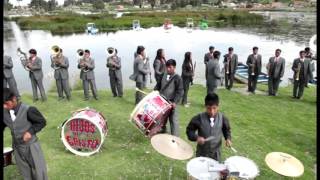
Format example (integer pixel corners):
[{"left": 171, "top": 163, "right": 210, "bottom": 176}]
[{"left": 3, "top": 84, "right": 316, "bottom": 179}]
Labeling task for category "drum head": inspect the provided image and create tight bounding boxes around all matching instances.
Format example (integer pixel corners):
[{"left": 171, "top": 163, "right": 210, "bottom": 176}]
[
  {"left": 225, "top": 156, "right": 259, "bottom": 179},
  {"left": 187, "top": 157, "right": 224, "bottom": 180}
]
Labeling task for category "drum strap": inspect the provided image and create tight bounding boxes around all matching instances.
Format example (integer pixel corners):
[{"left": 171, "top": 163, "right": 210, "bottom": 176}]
[{"left": 160, "top": 74, "right": 177, "bottom": 92}]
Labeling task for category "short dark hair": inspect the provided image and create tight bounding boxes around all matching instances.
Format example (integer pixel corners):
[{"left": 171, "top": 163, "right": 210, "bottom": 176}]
[
  {"left": 213, "top": 51, "right": 221, "bottom": 59},
  {"left": 228, "top": 47, "right": 233, "bottom": 51},
  {"left": 166, "top": 59, "right": 176, "bottom": 67},
  {"left": 3, "top": 88, "right": 15, "bottom": 103},
  {"left": 205, "top": 93, "right": 219, "bottom": 106},
  {"left": 84, "top": 49, "right": 90, "bottom": 54},
  {"left": 137, "top": 46, "right": 145, "bottom": 55},
  {"left": 300, "top": 50, "right": 306, "bottom": 55},
  {"left": 209, "top": 46, "right": 214, "bottom": 51},
  {"left": 305, "top": 47, "right": 310, "bottom": 52},
  {"left": 275, "top": 49, "right": 281, "bottom": 52},
  {"left": 29, "top": 49, "right": 37, "bottom": 55},
  {"left": 253, "top": 46, "right": 259, "bottom": 50}
]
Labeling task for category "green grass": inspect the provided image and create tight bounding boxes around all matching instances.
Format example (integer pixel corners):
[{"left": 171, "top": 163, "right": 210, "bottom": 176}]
[{"left": 3, "top": 84, "right": 316, "bottom": 179}]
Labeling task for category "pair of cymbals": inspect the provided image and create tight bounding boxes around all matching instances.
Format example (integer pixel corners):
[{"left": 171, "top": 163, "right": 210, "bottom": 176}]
[
  {"left": 151, "top": 134, "right": 193, "bottom": 160},
  {"left": 265, "top": 152, "right": 304, "bottom": 177}
]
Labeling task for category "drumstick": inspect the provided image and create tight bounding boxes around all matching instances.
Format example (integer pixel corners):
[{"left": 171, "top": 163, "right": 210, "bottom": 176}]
[
  {"left": 205, "top": 136, "right": 215, "bottom": 142},
  {"left": 135, "top": 87, "right": 147, "bottom": 95},
  {"left": 230, "top": 146, "right": 238, "bottom": 153}
]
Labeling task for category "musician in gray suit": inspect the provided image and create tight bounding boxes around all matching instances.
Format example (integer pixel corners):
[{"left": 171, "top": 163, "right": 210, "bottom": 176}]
[
  {"left": 106, "top": 48, "right": 123, "bottom": 97},
  {"left": 27, "top": 49, "right": 47, "bottom": 102},
  {"left": 292, "top": 50, "right": 312, "bottom": 99},
  {"left": 246, "top": 46, "right": 262, "bottom": 94},
  {"left": 304, "top": 47, "right": 315, "bottom": 87},
  {"left": 77, "top": 49, "right": 98, "bottom": 100},
  {"left": 51, "top": 48, "right": 71, "bottom": 100},
  {"left": 130, "top": 46, "right": 151, "bottom": 105},
  {"left": 206, "top": 51, "right": 221, "bottom": 94},
  {"left": 153, "top": 48, "right": 166, "bottom": 84},
  {"left": 3, "top": 55, "right": 21, "bottom": 99},
  {"left": 223, "top": 47, "right": 238, "bottom": 90},
  {"left": 266, "top": 49, "right": 285, "bottom": 96},
  {"left": 204, "top": 46, "right": 214, "bottom": 80}
]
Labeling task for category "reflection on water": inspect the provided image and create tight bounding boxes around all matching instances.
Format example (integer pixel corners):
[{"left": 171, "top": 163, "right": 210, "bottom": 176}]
[{"left": 3, "top": 20, "right": 316, "bottom": 93}]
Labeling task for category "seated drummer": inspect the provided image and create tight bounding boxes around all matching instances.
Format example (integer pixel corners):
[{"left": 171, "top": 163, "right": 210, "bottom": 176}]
[
  {"left": 154, "top": 59, "right": 184, "bottom": 137},
  {"left": 186, "top": 93, "right": 232, "bottom": 162}
]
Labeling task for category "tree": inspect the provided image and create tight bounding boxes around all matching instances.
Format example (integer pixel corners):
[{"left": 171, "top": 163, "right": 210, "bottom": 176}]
[
  {"left": 4, "top": 0, "right": 13, "bottom": 11},
  {"left": 47, "top": 0, "right": 57, "bottom": 11},
  {"left": 92, "top": 0, "right": 105, "bottom": 10}
]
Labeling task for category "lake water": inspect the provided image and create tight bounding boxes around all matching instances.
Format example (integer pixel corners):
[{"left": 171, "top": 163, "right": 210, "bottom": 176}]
[{"left": 3, "top": 18, "right": 316, "bottom": 93}]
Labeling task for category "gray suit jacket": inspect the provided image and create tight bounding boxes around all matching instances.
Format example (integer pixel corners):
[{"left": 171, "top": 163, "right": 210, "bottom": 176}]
[
  {"left": 267, "top": 56, "right": 285, "bottom": 79},
  {"left": 246, "top": 54, "right": 262, "bottom": 75},
  {"left": 3, "top": 55, "right": 14, "bottom": 78},
  {"left": 29, "top": 57, "right": 44, "bottom": 80},
  {"left": 130, "top": 55, "right": 150, "bottom": 83},
  {"left": 291, "top": 58, "right": 312, "bottom": 81},
  {"left": 223, "top": 54, "right": 238, "bottom": 74},
  {"left": 51, "top": 56, "right": 69, "bottom": 80},
  {"left": 78, "top": 57, "right": 95, "bottom": 80},
  {"left": 206, "top": 59, "right": 221, "bottom": 87},
  {"left": 204, "top": 52, "right": 214, "bottom": 65}
]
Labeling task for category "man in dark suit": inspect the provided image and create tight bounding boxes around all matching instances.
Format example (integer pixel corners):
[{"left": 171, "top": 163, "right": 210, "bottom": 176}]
[
  {"left": 51, "top": 48, "right": 71, "bottom": 100},
  {"left": 223, "top": 47, "right": 238, "bottom": 90},
  {"left": 266, "top": 49, "right": 285, "bottom": 96},
  {"left": 204, "top": 46, "right": 214, "bottom": 80},
  {"left": 3, "top": 55, "right": 21, "bottom": 99},
  {"left": 292, "top": 50, "right": 312, "bottom": 99},
  {"left": 246, "top": 46, "right": 262, "bottom": 94},
  {"left": 27, "top": 49, "right": 47, "bottom": 102},
  {"left": 206, "top": 51, "right": 221, "bottom": 94},
  {"left": 77, "top": 49, "right": 98, "bottom": 100},
  {"left": 106, "top": 48, "right": 123, "bottom": 97}
]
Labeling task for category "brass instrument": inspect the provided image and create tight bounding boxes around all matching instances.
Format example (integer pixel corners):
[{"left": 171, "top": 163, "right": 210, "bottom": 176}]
[
  {"left": 51, "top": 45, "right": 64, "bottom": 70},
  {"left": 77, "top": 49, "right": 89, "bottom": 73},
  {"left": 106, "top": 47, "right": 115, "bottom": 57},
  {"left": 295, "top": 62, "right": 301, "bottom": 81},
  {"left": 17, "top": 47, "right": 31, "bottom": 71}
]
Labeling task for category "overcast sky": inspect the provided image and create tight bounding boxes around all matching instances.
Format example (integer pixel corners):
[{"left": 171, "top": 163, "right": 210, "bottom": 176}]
[{"left": 9, "top": 0, "right": 65, "bottom": 6}]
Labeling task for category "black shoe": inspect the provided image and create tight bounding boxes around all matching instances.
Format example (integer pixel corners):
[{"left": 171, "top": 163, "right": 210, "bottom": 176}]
[
  {"left": 113, "top": 95, "right": 117, "bottom": 97},
  {"left": 66, "top": 96, "right": 71, "bottom": 101},
  {"left": 94, "top": 96, "right": 99, "bottom": 100},
  {"left": 118, "top": 95, "right": 123, "bottom": 98},
  {"left": 296, "top": 96, "right": 301, "bottom": 99},
  {"left": 33, "top": 98, "right": 39, "bottom": 102},
  {"left": 292, "top": 96, "right": 297, "bottom": 99}
]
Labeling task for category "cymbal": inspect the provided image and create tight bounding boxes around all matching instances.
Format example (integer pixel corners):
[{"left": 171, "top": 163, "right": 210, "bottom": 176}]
[
  {"left": 150, "top": 134, "right": 193, "bottom": 160},
  {"left": 265, "top": 152, "right": 304, "bottom": 177}
]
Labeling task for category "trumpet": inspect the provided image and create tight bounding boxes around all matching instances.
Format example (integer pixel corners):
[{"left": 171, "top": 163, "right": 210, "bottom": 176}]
[
  {"left": 51, "top": 45, "right": 63, "bottom": 70},
  {"left": 17, "top": 47, "right": 31, "bottom": 71},
  {"left": 77, "top": 49, "right": 89, "bottom": 73},
  {"left": 295, "top": 62, "right": 301, "bottom": 81}
]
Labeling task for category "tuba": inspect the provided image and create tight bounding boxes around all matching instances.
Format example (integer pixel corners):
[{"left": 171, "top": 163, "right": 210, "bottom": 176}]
[
  {"left": 51, "top": 45, "right": 63, "bottom": 70},
  {"left": 17, "top": 47, "right": 31, "bottom": 71},
  {"left": 77, "top": 49, "right": 89, "bottom": 72},
  {"left": 106, "top": 47, "right": 115, "bottom": 57}
]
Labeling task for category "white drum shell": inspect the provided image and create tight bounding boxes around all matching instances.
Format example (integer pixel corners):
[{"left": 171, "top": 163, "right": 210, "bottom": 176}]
[{"left": 187, "top": 157, "right": 224, "bottom": 180}]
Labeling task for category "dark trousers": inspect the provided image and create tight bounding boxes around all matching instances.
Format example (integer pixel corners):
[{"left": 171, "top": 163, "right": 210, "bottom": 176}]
[
  {"left": 225, "top": 73, "right": 235, "bottom": 90},
  {"left": 182, "top": 77, "right": 192, "bottom": 105},
  {"left": 109, "top": 71, "right": 123, "bottom": 97},
  {"left": 3, "top": 77, "right": 20, "bottom": 98},
  {"left": 268, "top": 77, "right": 281, "bottom": 95},
  {"left": 162, "top": 108, "right": 179, "bottom": 137},
  {"left": 248, "top": 75, "right": 258, "bottom": 92},
  {"left": 82, "top": 79, "right": 98, "bottom": 99},
  {"left": 30, "top": 76, "right": 46, "bottom": 101},
  {"left": 135, "top": 82, "right": 145, "bottom": 105},
  {"left": 293, "top": 79, "right": 305, "bottom": 98},
  {"left": 56, "top": 79, "right": 71, "bottom": 99}
]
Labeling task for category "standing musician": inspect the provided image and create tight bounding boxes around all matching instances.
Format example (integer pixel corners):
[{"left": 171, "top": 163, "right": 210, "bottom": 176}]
[
  {"left": 130, "top": 46, "right": 151, "bottom": 105},
  {"left": 266, "top": 49, "right": 285, "bottom": 96},
  {"left": 206, "top": 51, "right": 221, "bottom": 94},
  {"left": 50, "top": 46, "right": 71, "bottom": 101},
  {"left": 246, "top": 46, "right": 262, "bottom": 94},
  {"left": 106, "top": 48, "right": 123, "bottom": 97},
  {"left": 181, "top": 52, "right": 194, "bottom": 107},
  {"left": 304, "top": 47, "right": 315, "bottom": 87},
  {"left": 154, "top": 59, "right": 184, "bottom": 137},
  {"left": 204, "top": 46, "right": 215, "bottom": 80},
  {"left": 3, "top": 54, "right": 21, "bottom": 100},
  {"left": 153, "top": 48, "right": 166, "bottom": 84},
  {"left": 27, "top": 49, "right": 47, "bottom": 102},
  {"left": 292, "top": 50, "right": 312, "bottom": 99},
  {"left": 77, "top": 49, "right": 98, "bottom": 100},
  {"left": 2, "top": 88, "right": 48, "bottom": 180},
  {"left": 186, "top": 93, "right": 232, "bottom": 162},
  {"left": 223, "top": 47, "right": 238, "bottom": 90}
]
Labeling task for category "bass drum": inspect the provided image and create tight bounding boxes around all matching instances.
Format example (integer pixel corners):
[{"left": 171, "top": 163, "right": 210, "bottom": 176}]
[
  {"left": 187, "top": 157, "right": 227, "bottom": 180},
  {"left": 225, "top": 156, "right": 259, "bottom": 179},
  {"left": 61, "top": 107, "right": 108, "bottom": 156},
  {"left": 3, "top": 147, "right": 14, "bottom": 167}
]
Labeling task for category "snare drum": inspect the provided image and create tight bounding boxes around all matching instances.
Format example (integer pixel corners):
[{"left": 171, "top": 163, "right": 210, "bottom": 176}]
[
  {"left": 129, "top": 91, "right": 172, "bottom": 137},
  {"left": 225, "top": 156, "right": 259, "bottom": 179},
  {"left": 3, "top": 147, "right": 14, "bottom": 167},
  {"left": 61, "top": 108, "right": 108, "bottom": 156},
  {"left": 187, "top": 157, "right": 227, "bottom": 180}
]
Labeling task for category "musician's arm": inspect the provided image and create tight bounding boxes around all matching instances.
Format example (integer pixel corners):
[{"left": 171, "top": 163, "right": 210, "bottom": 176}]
[
  {"left": 50, "top": 58, "right": 55, "bottom": 68},
  {"left": 4, "top": 56, "right": 13, "bottom": 68},
  {"left": 280, "top": 59, "right": 285, "bottom": 78},
  {"left": 173, "top": 76, "right": 184, "bottom": 104},
  {"left": 258, "top": 56, "right": 262, "bottom": 73},
  {"left": 186, "top": 115, "right": 200, "bottom": 141},
  {"left": 246, "top": 55, "right": 252, "bottom": 67},
  {"left": 27, "top": 106, "right": 47, "bottom": 135},
  {"left": 214, "top": 62, "right": 221, "bottom": 79},
  {"left": 77, "top": 62, "right": 82, "bottom": 69},
  {"left": 154, "top": 60, "right": 162, "bottom": 76},
  {"left": 106, "top": 57, "right": 112, "bottom": 68},
  {"left": 182, "top": 64, "right": 193, "bottom": 77},
  {"left": 59, "top": 57, "right": 69, "bottom": 68},
  {"left": 204, "top": 54, "right": 208, "bottom": 64},
  {"left": 234, "top": 55, "right": 238, "bottom": 72},
  {"left": 222, "top": 114, "right": 231, "bottom": 141},
  {"left": 138, "top": 60, "right": 149, "bottom": 75},
  {"left": 86, "top": 59, "right": 95, "bottom": 70},
  {"left": 291, "top": 60, "right": 297, "bottom": 72},
  {"left": 154, "top": 76, "right": 162, "bottom": 91},
  {"left": 30, "top": 58, "right": 42, "bottom": 70},
  {"left": 114, "top": 57, "right": 121, "bottom": 69}
]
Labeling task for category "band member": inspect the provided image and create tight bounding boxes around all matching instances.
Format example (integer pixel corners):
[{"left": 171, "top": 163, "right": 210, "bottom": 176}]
[
  {"left": 77, "top": 49, "right": 98, "bottom": 100},
  {"left": 50, "top": 47, "right": 71, "bottom": 100},
  {"left": 27, "top": 49, "right": 47, "bottom": 102},
  {"left": 206, "top": 51, "right": 221, "bottom": 94},
  {"left": 204, "top": 46, "right": 215, "bottom": 80},
  {"left": 181, "top": 52, "right": 194, "bottom": 107},
  {"left": 223, "top": 47, "right": 238, "bottom": 90},
  {"left": 153, "top": 48, "right": 166, "bottom": 84},
  {"left": 186, "top": 93, "right": 232, "bottom": 162},
  {"left": 304, "top": 47, "right": 315, "bottom": 87},
  {"left": 246, "top": 46, "right": 262, "bottom": 94},
  {"left": 2, "top": 88, "right": 48, "bottom": 180},
  {"left": 266, "top": 49, "right": 285, "bottom": 96},
  {"left": 154, "top": 59, "right": 184, "bottom": 137},
  {"left": 130, "top": 46, "right": 151, "bottom": 105},
  {"left": 106, "top": 48, "right": 123, "bottom": 97},
  {"left": 3, "top": 54, "right": 21, "bottom": 100},
  {"left": 292, "top": 50, "right": 312, "bottom": 99}
]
